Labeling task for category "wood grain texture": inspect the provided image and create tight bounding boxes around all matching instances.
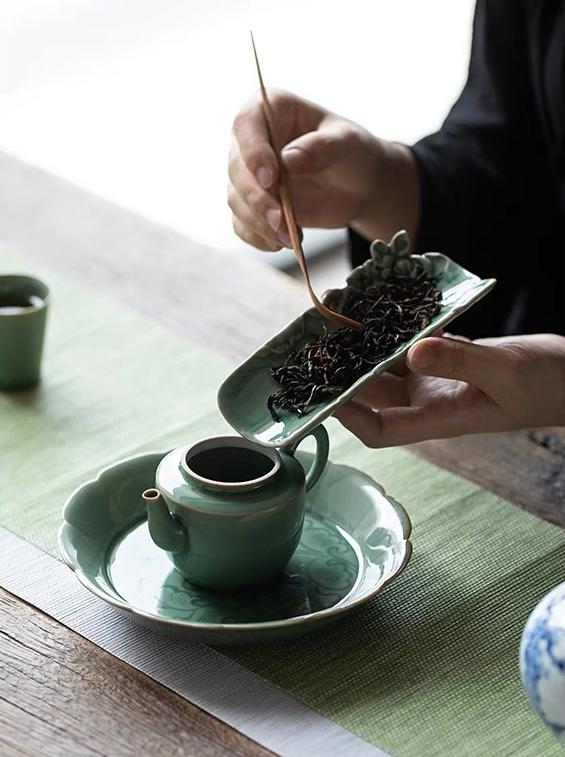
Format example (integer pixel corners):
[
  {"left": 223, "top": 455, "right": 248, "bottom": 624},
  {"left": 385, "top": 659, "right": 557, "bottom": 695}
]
[
  {"left": 412, "top": 427, "right": 565, "bottom": 527},
  {"left": 0, "top": 587, "right": 272, "bottom": 757}
]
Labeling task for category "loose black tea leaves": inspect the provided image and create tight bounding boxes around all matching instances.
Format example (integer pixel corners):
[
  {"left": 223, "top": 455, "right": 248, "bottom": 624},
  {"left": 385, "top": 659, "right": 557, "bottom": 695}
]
[{"left": 268, "top": 268, "right": 442, "bottom": 420}]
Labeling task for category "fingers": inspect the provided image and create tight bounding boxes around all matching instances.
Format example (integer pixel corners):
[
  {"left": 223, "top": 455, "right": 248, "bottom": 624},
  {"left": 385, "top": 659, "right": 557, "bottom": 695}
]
[
  {"left": 442, "top": 331, "right": 470, "bottom": 342},
  {"left": 353, "top": 373, "right": 410, "bottom": 408},
  {"left": 334, "top": 392, "right": 492, "bottom": 448},
  {"left": 334, "top": 403, "right": 447, "bottom": 448},
  {"left": 382, "top": 330, "right": 445, "bottom": 378},
  {"left": 232, "top": 95, "right": 280, "bottom": 190},
  {"left": 407, "top": 336, "right": 509, "bottom": 393},
  {"left": 281, "top": 120, "right": 365, "bottom": 176},
  {"left": 229, "top": 89, "right": 339, "bottom": 251},
  {"left": 231, "top": 216, "right": 280, "bottom": 253},
  {"left": 232, "top": 89, "right": 324, "bottom": 185},
  {"left": 230, "top": 92, "right": 285, "bottom": 252},
  {"left": 385, "top": 357, "right": 410, "bottom": 377},
  {"left": 228, "top": 138, "right": 291, "bottom": 250},
  {"left": 282, "top": 129, "right": 342, "bottom": 175},
  {"left": 227, "top": 184, "right": 282, "bottom": 251}
]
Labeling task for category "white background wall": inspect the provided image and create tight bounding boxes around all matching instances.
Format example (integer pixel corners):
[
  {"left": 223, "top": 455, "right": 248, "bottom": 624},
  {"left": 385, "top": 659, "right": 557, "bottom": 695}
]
[{"left": 0, "top": 1, "right": 475, "bottom": 260}]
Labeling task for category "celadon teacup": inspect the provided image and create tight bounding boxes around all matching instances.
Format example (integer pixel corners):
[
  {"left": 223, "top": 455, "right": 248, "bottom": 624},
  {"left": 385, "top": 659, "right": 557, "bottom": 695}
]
[
  {"left": 0, "top": 274, "right": 49, "bottom": 390},
  {"left": 143, "top": 424, "right": 329, "bottom": 591}
]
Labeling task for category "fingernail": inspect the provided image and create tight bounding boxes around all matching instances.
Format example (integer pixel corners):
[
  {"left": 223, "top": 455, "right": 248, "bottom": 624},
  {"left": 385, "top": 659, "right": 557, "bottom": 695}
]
[
  {"left": 281, "top": 146, "right": 300, "bottom": 158},
  {"left": 410, "top": 344, "right": 435, "bottom": 371},
  {"left": 257, "top": 166, "right": 272, "bottom": 189},
  {"left": 278, "top": 230, "right": 292, "bottom": 248},
  {"left": 266, "top": 208, "right": 281, "bottom": 232}
]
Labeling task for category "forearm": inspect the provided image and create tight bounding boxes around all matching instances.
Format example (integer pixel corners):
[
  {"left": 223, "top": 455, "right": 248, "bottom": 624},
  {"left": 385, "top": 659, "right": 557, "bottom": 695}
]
[{"left": 350, "top": 140, "right": 419, "bottom": 246}]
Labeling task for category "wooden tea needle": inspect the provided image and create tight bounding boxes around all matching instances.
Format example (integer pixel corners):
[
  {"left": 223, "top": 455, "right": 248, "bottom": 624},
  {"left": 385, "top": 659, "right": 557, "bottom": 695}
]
[{"left": 250, "top": 32, "right": 363, "bottom": 332}]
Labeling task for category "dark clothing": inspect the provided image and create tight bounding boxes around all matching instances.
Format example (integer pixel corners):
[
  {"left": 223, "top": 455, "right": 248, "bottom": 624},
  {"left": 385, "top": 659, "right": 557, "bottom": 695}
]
[{"left": 350, "top": 0, "right": 565, "bottom": 337}]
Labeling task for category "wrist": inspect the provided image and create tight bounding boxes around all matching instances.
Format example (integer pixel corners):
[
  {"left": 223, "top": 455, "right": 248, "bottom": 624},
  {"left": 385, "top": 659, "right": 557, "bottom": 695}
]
[{"left": 351, "top": 141, "right": 419, "bottom": 246}]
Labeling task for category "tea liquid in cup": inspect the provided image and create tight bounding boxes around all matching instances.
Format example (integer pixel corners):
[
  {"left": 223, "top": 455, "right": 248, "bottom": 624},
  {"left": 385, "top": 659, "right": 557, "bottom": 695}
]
[{"left": 0, "top": 275, "right": 49, "bottom": 390}]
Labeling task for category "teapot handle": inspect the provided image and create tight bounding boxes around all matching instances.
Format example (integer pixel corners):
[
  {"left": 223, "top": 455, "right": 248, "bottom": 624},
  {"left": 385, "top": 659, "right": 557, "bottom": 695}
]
[{"left": 287, "top": 424, "right": 329, "bottom": 491}]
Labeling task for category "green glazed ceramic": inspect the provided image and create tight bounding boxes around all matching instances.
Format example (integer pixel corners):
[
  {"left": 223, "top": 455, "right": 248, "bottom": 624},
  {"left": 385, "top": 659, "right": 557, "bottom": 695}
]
[
  {"left": 218, "top": 232, "right": 496, "bottom": 447},
  {"left": 58, "top": 450, "right": 412, "bottom": 645},
  {"left": 145, "top": 426, "right": 329, "bottom": 590},
  {"left": 0, "top": 274, "right": 49, "bottom": 390}
]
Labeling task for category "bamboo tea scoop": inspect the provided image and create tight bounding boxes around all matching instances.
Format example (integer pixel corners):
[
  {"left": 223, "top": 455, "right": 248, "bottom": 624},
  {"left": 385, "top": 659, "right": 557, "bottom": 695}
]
[{"left": 250, "top": 32, "right": 363, "bottom": 332}]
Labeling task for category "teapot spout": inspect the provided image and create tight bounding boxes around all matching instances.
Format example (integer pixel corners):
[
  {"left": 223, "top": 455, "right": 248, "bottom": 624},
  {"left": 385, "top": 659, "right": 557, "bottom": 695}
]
[{"left": 143, "top": 488, "right": 186, "bottom": 553}]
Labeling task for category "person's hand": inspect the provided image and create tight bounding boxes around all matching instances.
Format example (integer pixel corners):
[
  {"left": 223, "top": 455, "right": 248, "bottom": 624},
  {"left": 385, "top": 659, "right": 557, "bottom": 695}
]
[
  {"left": 334, "top": 333, "right": 565, "bottom": 447},
  {"left": 228, "top": 89, "right": 417, "bottom": 251}
]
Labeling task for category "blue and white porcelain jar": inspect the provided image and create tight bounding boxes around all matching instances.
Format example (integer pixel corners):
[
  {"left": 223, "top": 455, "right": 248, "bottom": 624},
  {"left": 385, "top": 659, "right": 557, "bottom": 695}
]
[{"left": 520, "top": 582, "right": 565, "bottom": 745}]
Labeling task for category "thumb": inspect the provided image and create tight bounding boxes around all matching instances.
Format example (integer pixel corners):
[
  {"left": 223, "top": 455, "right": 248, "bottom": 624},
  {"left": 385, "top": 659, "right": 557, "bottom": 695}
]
[
  {"left": 282, "top": 130, "right": 342, "bottom": 175},
  {"left": 407, "top": 336, "right": 504, "bottom": 391}
]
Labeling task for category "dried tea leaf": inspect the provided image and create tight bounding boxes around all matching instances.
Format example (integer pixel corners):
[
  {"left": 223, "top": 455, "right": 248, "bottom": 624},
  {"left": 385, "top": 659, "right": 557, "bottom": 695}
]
[{"left": 268, "top": 268, "right": 442, "bottom": 419}]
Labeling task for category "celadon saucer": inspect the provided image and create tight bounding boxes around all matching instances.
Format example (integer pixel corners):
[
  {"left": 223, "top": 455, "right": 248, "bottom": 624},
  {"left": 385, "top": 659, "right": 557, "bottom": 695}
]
[{"left": 59, "top": 451, "right": 412, "bottom": 644}]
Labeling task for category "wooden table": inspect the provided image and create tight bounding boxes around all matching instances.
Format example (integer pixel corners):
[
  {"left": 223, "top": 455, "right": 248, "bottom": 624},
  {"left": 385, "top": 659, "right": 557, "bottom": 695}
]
[{"left": 1, "top": 151, "right": 564, "bottom": 756}]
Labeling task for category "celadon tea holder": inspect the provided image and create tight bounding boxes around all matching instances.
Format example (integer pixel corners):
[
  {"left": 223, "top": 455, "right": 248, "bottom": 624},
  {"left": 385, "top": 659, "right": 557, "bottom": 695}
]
[
  {"left": 218, "top": 231, "right": 496, "bottom": 448},
  {"left": 143, "top": 426, "right": 329, "bottom": 590}
]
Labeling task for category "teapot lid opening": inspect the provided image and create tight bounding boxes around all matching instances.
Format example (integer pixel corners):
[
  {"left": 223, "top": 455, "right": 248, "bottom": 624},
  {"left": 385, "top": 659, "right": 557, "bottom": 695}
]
[{"left": 181, "top": 436, "right": 281, "bottom": 492}]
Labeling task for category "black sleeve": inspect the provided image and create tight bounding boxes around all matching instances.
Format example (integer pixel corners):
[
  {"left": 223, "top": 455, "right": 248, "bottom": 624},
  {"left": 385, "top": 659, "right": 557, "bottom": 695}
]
[{"left": 351, "top": 0, "right": 562, "bottom": 336}]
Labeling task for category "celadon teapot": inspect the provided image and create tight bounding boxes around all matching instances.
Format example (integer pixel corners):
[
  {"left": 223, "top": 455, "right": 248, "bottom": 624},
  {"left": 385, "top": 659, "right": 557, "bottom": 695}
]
[{"left": 143, "top": 425, "right": 329, "bottom": 591}]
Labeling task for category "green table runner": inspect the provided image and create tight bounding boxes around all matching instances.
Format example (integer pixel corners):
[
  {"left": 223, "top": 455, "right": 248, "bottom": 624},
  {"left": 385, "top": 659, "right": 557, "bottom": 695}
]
[
  {"left": 232, "top": 439, "right": 565, "bottom": 756},
  {"left": 1, "top": 252, "right": 562, "bottom": 756},
  {"left": 0, "top": 252, "right": 231, "bottom": 554}
]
